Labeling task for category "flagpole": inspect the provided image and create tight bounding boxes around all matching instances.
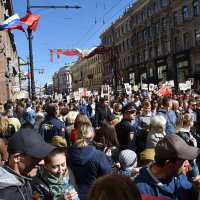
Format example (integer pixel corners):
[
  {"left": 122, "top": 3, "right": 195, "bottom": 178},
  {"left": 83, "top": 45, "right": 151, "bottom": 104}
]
[
  {"left": 27, "top": 0, "right": 35, "bottom": 100},
  {"left": 25, "top": 0, "right": 81, "bottom": 100}
]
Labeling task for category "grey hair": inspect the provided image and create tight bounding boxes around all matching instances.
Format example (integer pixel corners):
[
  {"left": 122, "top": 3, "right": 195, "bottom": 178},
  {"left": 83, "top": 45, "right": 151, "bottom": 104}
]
[{"left": 150, "top": 115, "right": 166, "bottom": 128}]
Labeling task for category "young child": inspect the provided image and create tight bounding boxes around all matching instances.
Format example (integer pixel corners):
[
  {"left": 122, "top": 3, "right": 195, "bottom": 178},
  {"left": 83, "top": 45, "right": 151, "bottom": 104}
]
[{"left": 117, "top": 149, "right": 140, "bottom": 179}]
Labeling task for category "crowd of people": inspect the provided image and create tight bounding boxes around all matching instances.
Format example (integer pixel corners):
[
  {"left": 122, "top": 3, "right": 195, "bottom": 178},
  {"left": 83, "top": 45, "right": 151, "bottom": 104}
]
[{"left": 0, "top": 89, "right": 200, "bottom": 200}]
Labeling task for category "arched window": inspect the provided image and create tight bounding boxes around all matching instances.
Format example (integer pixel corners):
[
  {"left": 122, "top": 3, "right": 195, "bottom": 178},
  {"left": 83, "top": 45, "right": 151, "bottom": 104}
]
[
  {"left": 182, "top": 6, "right": 189, "bottom": 21},
  {"left": 173, "top": 11, "right": 178, "bottom": 25},
  {"left": 153, "top": 1, "right": 158, "bottom": 13},
  {"left": 193, "top": 0, "right": 199, "bottom": 16}
]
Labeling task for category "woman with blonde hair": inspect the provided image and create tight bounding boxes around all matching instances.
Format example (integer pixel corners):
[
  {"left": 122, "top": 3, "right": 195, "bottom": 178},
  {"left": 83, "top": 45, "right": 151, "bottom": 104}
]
[
  {"left": 67, "top": 122, "right": 111, "bottom": 200},
  {"left": 112, "top": 103, "right": 122, "bottom": 125},
  {"left": 70, "top": 113, "right": 93, "bottom": 144}
]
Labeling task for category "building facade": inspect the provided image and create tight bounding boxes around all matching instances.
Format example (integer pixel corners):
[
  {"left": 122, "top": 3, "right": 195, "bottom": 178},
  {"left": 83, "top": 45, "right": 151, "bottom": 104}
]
[
  {"left": 100, "top": 0, "right": 200, "bottom": 90},
  {"left": 0, "top": 0, "right": 19, "bottom": 102},
  {"left": 52, "top": 65, "right": 72, "bottom": 95},
  {"left": 71, "top": 54, "right": 103, "bottom": 93}
]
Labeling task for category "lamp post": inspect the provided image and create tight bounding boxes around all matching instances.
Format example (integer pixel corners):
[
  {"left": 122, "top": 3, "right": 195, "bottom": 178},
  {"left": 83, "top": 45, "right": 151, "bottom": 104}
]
[{"left": 26, "top": 0, "right": 81, "bottom": 99}]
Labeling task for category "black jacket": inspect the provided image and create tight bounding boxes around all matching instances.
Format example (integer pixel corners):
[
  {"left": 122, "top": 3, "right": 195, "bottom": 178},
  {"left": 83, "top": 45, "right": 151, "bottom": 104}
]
[
  {"left": 115, "top": 118, "right": 136, "bottom": 151},
  {"left": 95, "top": 106, "right": 113, "bottom": 128}
]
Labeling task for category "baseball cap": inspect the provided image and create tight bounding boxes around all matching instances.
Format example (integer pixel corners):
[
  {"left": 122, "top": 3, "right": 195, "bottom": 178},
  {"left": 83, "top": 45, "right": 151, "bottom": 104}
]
[
  {"left": 8, "top": 128, "right": 55, "bottom": 159},
  {"left": 121, "top": 102, "right": 136, "bottom": 114},
  {"left": 155, "top": 134, "right": 200, "bottom": 160}
]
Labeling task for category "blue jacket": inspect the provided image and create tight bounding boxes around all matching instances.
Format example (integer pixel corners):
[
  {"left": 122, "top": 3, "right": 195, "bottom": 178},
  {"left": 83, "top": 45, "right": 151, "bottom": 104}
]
[
  {"left": 67, "top": 145, "right": 111, "bottom": 200},
  {"left": 134, "top": 166, "right": 198, "bottom": 200},
  {"left": 80, "top": 104, "right": 89, "bottom": 116},
  {"left": 157, "top": 109, "right": 177, "bottom": 134},
  {"left": 23, "top": 109, "right": 36, "bottom": 125},
  {"left": 38, "top": 117, "right": 70, "bottom": 144}
]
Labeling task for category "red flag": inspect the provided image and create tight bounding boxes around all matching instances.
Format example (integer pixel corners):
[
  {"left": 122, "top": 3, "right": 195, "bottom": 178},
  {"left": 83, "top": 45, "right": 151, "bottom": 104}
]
[
  {"left": 159, "top": 85, "right": 172, "bottom": 97},
  {"left": 20, "top": 13, "right": 40, "bottom": 32}
]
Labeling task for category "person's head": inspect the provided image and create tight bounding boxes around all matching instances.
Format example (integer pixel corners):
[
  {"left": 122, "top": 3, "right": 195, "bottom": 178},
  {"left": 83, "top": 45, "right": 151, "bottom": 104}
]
[
  {"left": 7, "top": 128, "right": 55, "bottom": 177},
  {"left": 65, "top": 111, "right": 79, "bottom": 125},
  {"left": 52, "top": 136, "right": 67, "bottom": 148},
  {"left": 150, "top": 115, "right": 166, "bottom": 133},
  {"left": 139, "top": 148, "right": 155, "bottom": 167},
  {"left": 74, "top": 112, "right": 92, "bottom": 129},
  {"left": 176, "top": 113, "right": 193, "bottom": 130},
  {"left": 44, "top": 147, "right": 67, "bottom": 178},
  {"left": 142, "top": 101, "right": 151, "bottom": 114},
  {"left": 46, "top": 103, "right": 59, "bottom": 118},
  {"left": 119, "top": 150, "right": 137, "bottom": 169},
  {"left": 188, "top": 98, "right": 197, "bottom": 111},
  {"left": 121, "top": 102, "right": 136, "bottom": 121},
  {"left": 89, "top": 173, "right": 142, "bottom": 200},
  {"left": 35, "top": 113, "right": 45, "bottom": 123},
  {"left": 94, "top": 122, "right": 119, "bottom": 147},
  {"left": 59, "top": 106, "right": 69, "bottom": 117},
  {"left": 154, "top": 134, "right": 200, "bottom": 177},
  {"left": 89, "top": 97, "right": 95, "bottom": 104},
  {"left": 151, "top": 99, "right": 158, "bottom": 110},
  {"left": 172, "top": 100, "right": 179, "bottom": 112},
  {"left": 0, "top": 103, "right": 4, "bottom": 113},
  {"left": 0, "top": 115, "right": 9, "bottom": 137},
  {"left": 162, "top": 97, "right": 172, "bottom": 109},
  {"left": 26, "top": 101, "right": 32, "bottom": 108},
  {"left": 100, "top": 98, "right": 109, "bottom": 108},
  {"left": 4, "top": 102, "right": 13, "bottom": 112},
  {"left": 75, "top": 122, "right": 94, "bottom": 147},
  {"left": 113, "top": 103, "right": 122, "bottom": 114}
]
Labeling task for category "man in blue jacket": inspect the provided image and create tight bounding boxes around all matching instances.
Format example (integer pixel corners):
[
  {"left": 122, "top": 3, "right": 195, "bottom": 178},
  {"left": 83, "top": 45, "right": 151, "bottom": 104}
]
[
  {"left": 134, "top": 134, "right": 200, "bottom": 200},
  {"left": 157, "top": 97, "right": 177, "bottom": 134}
]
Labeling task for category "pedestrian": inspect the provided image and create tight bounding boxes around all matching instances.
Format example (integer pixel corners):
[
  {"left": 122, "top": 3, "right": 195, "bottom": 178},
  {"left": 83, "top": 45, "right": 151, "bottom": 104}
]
[
  {"left": 134, "top": 134, "right": 200, "bottom": 200},
  {"left": 115, "top": 102, "right": 137, "bottom": 151},
  {"left": 0, "top": 128, "right": 55, "bottom": 200}
]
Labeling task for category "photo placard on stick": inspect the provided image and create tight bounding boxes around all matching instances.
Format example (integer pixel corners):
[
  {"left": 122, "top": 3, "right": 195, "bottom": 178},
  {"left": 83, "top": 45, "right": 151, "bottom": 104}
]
[
  {"left": 179, "top": 83, "right": 188, "bottom": 90},
  {"left": 74, "top": 91, "right": 80, "bottom": 100},
  {"left": 149, "top": 83, "right": 155, "bottom": 91},
  {"left": 124, "top": 83, "right": 132, "bottom": 95},
  {"left": 101, "top": 85, "right": 109, "bottom": 97}
]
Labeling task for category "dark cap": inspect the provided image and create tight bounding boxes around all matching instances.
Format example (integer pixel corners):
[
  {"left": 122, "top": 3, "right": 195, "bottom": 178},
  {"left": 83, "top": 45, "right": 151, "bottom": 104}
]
[
  {"left": 8, "top": 128, "right": 55, "bottom": 159},
  {"left": 155, "top": 134, "right": 200, "bottom": 160},
  {"left": 121, "top": 102, "right": 136, "bottom": 113},
  {"left": 26, "top": 101, "right": 32, "bottom": 108}
]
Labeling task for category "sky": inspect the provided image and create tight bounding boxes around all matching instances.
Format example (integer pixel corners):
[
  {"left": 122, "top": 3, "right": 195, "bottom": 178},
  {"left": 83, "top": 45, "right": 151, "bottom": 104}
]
[{"left": 12, "top": 0, "right": 136, "bottom": 87}]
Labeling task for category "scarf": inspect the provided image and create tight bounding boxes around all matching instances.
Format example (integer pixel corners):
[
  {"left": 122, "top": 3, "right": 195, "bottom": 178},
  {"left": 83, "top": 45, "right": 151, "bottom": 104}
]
[{"left": 41, "top": 167, "right": 70, "bottom": 200}]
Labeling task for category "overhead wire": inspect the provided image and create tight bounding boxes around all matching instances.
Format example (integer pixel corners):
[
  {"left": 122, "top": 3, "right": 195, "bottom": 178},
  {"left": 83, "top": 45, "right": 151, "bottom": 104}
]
[
  {"left": 75, "top": 0, "right": 122, "bottom": 46},
  {"left": 79, "top": 0, "right": 135, "bottom": 47}
]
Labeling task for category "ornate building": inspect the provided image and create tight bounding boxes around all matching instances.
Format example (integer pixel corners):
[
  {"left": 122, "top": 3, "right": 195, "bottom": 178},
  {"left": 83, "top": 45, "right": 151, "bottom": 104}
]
[
  {"left": 100, "top": 0, "right": 200, "bottom": 89},
  {"left": 52, "top": 65, "right": 72, "bottom": 95},
  {"left": 71, "top": 54, "right": 103, "bottom": 92},
  {"left": 0, "top": 0, "right": 19, "bottom": 102}
]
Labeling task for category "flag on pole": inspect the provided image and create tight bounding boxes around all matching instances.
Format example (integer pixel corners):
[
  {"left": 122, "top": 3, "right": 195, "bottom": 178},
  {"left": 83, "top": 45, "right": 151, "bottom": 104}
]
[
  {"left": 0, "top": 14, "right": 24, "bottom": 32},
  {"left": 20, "top": 12, "right": 40, "bottom": 32}
]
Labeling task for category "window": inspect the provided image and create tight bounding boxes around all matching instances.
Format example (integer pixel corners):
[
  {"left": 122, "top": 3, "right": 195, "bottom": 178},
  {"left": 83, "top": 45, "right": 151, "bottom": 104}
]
[
  {"left": 148, "top": 26, "right": 153, "bottom": 37},
  {"left": 124, "top": 58, "right": 126, "bottom": 68},
  {"left": 155, "top": 21, "right": 160, "bottom": 34},
  {"left": 160, "top": 0, "right": 167, "bottom": 7},
  {"left": 155, "top": 44, "right": 160, "bottom": 57},
  {"left": 163, "top": 41, "right": 168, "bottom": 56},
  {"left": 173, "top": 11, "right": 178, "bottom": 26},
  {"left": 147, "top": 5, "right": 151, "bottom": 17},
  {"left": 174, "top": 37, "right": 179, "bottom": 52},
  {"left": 153, "top": 1, "right": 158, "bottom": 13},
  {"left": 182, "top": 6, "right": 189, "bottom": 21},
  {"left": 141, "top": 11, "right": 144, "bottom": 22},
  {"left": 162, "top": 18, "right": 167, "bottom": 31},
  {"left": 195, "top": 29, "right": 200, "bottom": 46},
  {"left": 193, "top": 0, "right": 199, "bottom": 16},
  {"left": 143, "top": 29, "right": 147, "bottom": 40},
  {"left": 183, "top": 33, "right": 189, "bottom": 49}
]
